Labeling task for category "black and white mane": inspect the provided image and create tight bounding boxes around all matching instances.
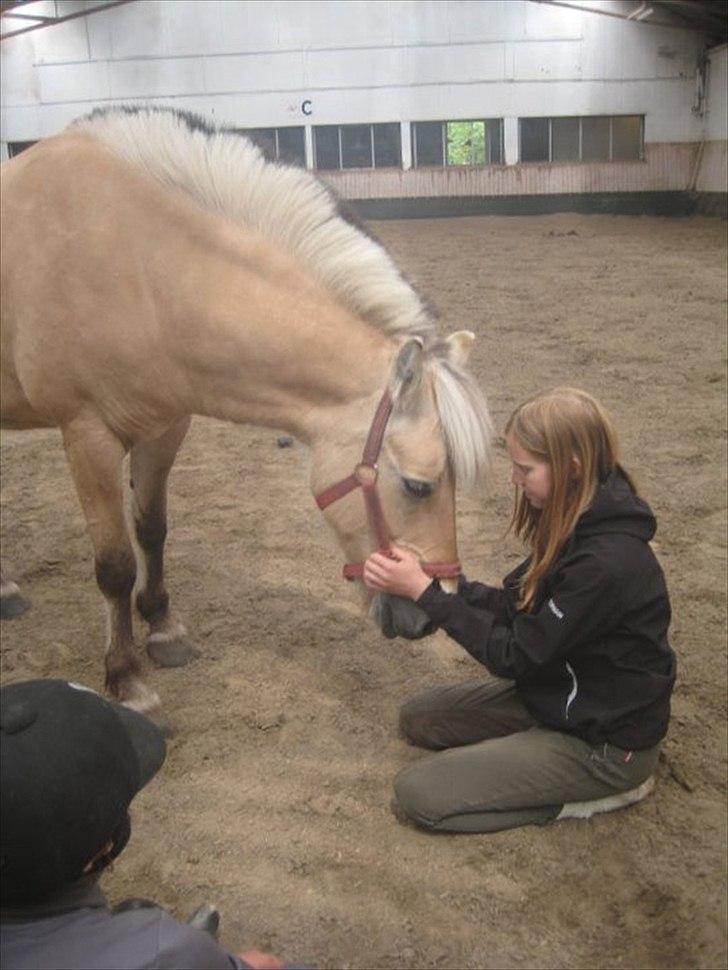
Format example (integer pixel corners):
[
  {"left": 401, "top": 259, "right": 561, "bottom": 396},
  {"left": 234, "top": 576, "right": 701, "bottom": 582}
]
[{"left": 72, "top": 106, "right": 493, "bottom": 487}]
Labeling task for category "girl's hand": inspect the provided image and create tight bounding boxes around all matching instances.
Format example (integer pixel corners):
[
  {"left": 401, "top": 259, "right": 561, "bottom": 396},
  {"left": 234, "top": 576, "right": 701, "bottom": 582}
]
[
  {"left": 237, "top": 952, "right": 286, "bottom": 970},
  {"left": 362, "top": 545, "right": 432, "bottom": 601}
]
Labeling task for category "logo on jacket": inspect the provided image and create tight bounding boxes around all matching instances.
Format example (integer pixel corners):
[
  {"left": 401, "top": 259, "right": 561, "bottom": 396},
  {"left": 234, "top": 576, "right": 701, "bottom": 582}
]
[{"left": 548, "top": 598, "right": 564, "bottom": 620}]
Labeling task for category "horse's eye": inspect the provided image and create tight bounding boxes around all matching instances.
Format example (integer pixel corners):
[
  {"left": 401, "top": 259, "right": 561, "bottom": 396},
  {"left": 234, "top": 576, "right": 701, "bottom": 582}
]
[{"left": 402, "top": 478, "right": 434, "bottom": 499}]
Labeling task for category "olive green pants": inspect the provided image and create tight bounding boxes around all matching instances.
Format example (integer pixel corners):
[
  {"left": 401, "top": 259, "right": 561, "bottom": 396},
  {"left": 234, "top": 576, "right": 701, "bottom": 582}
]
[{"left": 393, "top": 678, "right": 659, "bottom": 833}]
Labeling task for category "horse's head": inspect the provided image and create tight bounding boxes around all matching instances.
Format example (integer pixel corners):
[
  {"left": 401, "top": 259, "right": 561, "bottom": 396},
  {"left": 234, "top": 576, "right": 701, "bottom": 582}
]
[{"left": 312, "top": 331, "right": 492, "bottom": 640}]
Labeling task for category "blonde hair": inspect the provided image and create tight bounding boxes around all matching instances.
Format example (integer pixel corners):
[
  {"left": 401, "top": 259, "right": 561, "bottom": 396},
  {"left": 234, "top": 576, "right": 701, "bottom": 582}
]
[{"left": 505, "top": 388, "right": 636, "bottom": 612}]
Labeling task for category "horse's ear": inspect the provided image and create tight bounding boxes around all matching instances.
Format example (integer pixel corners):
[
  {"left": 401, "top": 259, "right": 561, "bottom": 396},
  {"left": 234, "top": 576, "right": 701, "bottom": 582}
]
[
  {"left": 445, "top": 330, "right": 475, "bottom": 368},
  {"left": 391, "top": 338, "right": 424, "bottom": 406}
]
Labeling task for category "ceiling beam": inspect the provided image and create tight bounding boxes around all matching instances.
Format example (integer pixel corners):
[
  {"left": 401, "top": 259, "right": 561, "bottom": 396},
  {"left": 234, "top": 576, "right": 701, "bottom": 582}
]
[
  {"left": 0, "top": 0, "right": 137, "bottom": 41},
  {"left": 529, "top": 0, "right": 715, "bottom": 33},
  {"left": 3, "top": 13, "right": 59, "bottom": 22},
  {"left": 656, "top": 2, "right": 728, "bottom": 34}
]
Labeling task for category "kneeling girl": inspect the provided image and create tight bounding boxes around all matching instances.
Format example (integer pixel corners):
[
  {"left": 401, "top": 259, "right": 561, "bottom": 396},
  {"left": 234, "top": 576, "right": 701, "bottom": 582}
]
[{"left": 363, "top": 387, "right": 676, "bottom": 834}]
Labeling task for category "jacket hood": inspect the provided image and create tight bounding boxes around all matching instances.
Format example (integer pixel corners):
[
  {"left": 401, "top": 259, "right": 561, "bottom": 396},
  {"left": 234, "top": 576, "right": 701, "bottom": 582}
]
[{"left": 577, "top": 467, "right": 656, "bottom": 542}]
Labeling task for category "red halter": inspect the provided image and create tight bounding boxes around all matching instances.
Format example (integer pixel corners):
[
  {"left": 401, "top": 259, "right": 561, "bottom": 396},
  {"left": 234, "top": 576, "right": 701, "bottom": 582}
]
[{"left": 315, "top": 389, "right": 462, "bottom": 582}]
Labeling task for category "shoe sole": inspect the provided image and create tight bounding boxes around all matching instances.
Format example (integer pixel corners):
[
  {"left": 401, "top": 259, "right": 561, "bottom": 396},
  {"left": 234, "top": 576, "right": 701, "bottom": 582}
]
[{"left": 556, "top": 776, "right": 655, "bottom": 821}]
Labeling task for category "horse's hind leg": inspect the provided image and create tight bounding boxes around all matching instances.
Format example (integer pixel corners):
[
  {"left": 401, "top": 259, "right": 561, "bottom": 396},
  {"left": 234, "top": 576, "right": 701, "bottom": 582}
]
[
  {"left": 0, "top": 570, "right": 31, "bottom": 619},
  {"left": 62, "top": 419, "right": 159, "bottom": 714},
  {"left": 130, "top": 417, "right": 200, "bottom": 668}
]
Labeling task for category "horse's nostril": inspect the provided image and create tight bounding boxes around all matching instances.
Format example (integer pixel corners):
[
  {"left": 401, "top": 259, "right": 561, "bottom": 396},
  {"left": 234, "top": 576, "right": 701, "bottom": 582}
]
[
  {"left": 374, "top": 594, "right": 435, "bottom": 640},
  {"left": 372, "top": 594, "right": 396, "bottom": 639}
]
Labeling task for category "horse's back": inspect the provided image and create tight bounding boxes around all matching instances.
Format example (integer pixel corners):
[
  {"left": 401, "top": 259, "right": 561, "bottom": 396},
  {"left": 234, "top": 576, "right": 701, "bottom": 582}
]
[
  {"left": 0, "top": 132, "right": 194, "bottom": 433},
  {"left": 1, "top": 134, "right": 113, "bottom": 425},
  {"left": 0, "top": 142, "right": 74, "bottom": 428}
]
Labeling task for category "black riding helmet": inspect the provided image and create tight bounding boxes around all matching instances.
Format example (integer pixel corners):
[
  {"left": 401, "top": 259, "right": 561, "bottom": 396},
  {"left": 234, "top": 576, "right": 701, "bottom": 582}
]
[{"left": 0, "top": 679, "right": 166, "bottom": 906}]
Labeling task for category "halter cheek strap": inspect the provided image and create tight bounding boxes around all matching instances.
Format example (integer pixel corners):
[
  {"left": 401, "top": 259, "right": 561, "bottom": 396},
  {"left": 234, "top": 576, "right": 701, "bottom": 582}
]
[{"left": 315, "top": 389, "right": 461, "bottom": 582}]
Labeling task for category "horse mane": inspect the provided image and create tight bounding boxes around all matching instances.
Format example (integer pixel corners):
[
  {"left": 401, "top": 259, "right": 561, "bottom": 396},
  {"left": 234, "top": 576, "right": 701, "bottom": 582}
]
[
  {"left": 71, "top": 105, "right": 434, "bottom": 340},
  {"left": 71, "top": 106, "right": 491, "bottom": 489},
  {"left": 428, "top": 350, "right": 493, "bottom": 490}
]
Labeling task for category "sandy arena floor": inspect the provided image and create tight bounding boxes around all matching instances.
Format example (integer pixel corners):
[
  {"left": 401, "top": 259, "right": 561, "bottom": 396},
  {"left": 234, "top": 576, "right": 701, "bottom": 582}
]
[{"left": 1, "top": 213, "right": 726, "bottom": 969}]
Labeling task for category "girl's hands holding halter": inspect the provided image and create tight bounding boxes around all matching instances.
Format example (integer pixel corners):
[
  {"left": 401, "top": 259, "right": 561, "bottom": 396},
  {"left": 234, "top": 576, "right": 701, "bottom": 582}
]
[{"left": 363, "top": 545, "right": 432, "bottom": 601}]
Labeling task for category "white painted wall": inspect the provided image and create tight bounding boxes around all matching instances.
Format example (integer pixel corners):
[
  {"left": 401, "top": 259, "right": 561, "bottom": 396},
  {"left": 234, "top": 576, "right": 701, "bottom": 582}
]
[
  {"left": 324, "top": 142, "right": 698, "bottom": 199},
  {"left": 0, "top": 0, "right": 709, "bottom": 144},
  {"left": 705, "top": 44, "right": 727, "bottom": 141},
  {"left": 694, "top": 44, "right": 727, "bottom": 194}
]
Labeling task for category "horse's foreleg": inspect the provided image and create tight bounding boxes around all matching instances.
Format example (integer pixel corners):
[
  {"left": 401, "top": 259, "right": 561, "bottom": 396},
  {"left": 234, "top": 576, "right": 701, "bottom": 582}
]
[
  {"left": 62, "top": 419, "right": 160, "bottom": 714},
  {"left": 130, "top": 417, "right": 200, "bottom": 668}
]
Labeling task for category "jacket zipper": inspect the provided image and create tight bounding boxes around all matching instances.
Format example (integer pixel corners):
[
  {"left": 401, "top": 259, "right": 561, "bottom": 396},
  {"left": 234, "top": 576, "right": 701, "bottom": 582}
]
[{"left": 565, "top": 661, "right": 578, "bottom": 720}]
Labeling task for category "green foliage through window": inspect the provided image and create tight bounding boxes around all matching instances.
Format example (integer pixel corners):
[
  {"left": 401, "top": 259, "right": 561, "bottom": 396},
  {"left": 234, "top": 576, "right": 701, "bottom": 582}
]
[{"left": 446, "top": 121, "right": 486, "bottom": 165}]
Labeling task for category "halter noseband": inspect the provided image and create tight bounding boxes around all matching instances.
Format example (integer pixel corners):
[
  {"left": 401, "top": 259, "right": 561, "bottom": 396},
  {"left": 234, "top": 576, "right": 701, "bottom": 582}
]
[{"left": 315, "top": 389, "right": 461, "bottom": 582}]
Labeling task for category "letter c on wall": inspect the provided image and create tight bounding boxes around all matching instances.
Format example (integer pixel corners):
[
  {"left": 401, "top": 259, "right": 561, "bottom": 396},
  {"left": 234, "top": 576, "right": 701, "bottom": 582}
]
[{"left": 302, "top": 100, "right": 312, "bottom": 116}]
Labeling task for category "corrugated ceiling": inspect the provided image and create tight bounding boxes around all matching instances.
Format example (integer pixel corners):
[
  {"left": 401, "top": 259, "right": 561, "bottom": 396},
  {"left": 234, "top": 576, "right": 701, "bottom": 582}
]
[{"left": 653, "top": 1, "right": 728, "bottom": 45}]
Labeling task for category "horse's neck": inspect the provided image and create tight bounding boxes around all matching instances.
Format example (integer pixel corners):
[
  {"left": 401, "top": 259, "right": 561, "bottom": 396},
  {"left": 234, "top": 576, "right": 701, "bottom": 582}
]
[{"left": 168, "top": 217, "right": 395, "bottom": 440}]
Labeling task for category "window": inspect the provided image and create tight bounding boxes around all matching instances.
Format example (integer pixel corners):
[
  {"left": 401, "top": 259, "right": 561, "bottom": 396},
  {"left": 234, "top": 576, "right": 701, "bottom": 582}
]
[
  {"left": 582, "top": 118, "right": 610, "bottom": 161},
  {"left": 412, "top": 120, "right": 503, "bottom": 167},
  {"left": 413, "top": 122, "right": 444, "bottom": 166},
  {"left": 519, "top": 119, "right": 549, "bottom": 164},
  {"left": 551, "top": 118, "right": 580, "bottom": 162},
  {"left": 373, "top": 124, "right": 401, "bottom": 167},
  {"left": 341, "top": 125, "right": 372, "bottom": 169},
  {"left": 313, "top": 123, "right": 402, "bottom": 170},
  {"left": 237, "top": 127, "right": 306, "bottom": 166},
  {"left": 519, "top": 116, "right": 643, "bottom": 163},
  {"left": 313, "top": 126, "right": 340, "bottom": 170},
  {"left": 8, "top": 141, "right": 36, "bottom": 158},
  {"left": 611, "top": 115, "right": 643, "bottom": 161}
]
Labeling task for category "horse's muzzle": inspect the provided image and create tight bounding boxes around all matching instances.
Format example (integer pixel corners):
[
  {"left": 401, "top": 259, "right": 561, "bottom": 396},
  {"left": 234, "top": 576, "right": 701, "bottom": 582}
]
[{"left": 371, "top": 593, "right": 437, "bottom": 640}]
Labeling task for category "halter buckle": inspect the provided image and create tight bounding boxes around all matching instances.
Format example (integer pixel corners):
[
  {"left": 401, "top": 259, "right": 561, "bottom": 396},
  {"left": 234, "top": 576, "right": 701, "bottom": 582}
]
[{"left": 354, "top": 462, "right": 378, "bottom": 486}]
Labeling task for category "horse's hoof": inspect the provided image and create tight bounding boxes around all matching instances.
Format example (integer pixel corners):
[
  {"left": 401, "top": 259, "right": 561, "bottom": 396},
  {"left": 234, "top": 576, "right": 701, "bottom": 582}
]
[
  {"left": 147, "top": 635, "right": 200, "bottom": 668},
  {"left": 150, "top": 710, "right": 176, "bottom": 738},
  {"left": 0, "top": 588, "right": 31, "bottom": 620},
  {"left": 119, "top": 695, "right": 175, "bottom": 737}
]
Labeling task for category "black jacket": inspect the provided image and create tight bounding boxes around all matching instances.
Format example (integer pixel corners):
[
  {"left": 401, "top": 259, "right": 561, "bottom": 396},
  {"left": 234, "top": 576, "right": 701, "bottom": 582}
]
[{"left": 417, "top": 469, "right": 676, "bottom": 750}]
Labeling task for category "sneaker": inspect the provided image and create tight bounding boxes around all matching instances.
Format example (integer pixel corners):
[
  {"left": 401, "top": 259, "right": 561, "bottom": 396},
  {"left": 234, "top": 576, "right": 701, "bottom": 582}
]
[{"left": 556, "top": 776, "right": 655, "bottom": 821}]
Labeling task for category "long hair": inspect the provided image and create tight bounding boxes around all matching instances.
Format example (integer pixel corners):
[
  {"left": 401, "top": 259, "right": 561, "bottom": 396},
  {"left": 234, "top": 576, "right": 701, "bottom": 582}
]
[{"left": 505, "top": 388, "right": 636, "bottom": 611}]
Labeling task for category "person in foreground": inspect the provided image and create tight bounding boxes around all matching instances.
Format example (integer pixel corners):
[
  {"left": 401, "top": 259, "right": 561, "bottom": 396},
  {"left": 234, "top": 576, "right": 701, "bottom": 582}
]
[
  {"left": 364, "top": 387, "right": 676, "bottom": 834},
  {"left": 0, "top": 678, "right": 297, "bottom": 970}
]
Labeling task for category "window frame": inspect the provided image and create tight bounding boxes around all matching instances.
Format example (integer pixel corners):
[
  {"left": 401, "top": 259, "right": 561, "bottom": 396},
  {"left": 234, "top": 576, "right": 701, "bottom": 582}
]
[
  {"left": 518, "top": 115, "right": 644, "bottom": 164},
  {"left": 313, "top": 122, "right": 402, "bottom": 171},
  {"left": 412, "top": 119, "right": 504, "bottom": 168},
  {"left": 236, "top": 126, "right": 306, "bottom": 166}
]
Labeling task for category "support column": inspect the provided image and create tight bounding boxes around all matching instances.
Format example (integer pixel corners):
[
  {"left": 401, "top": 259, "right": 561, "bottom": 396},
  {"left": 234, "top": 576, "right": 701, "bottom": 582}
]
[
  {"left": 504, "top": 116, "right": 519, "bottom": 166},
  {"left": 401, "top": 121, "right": 412, "bottom": 170},
  {"left": 304, "top": 125, "right": 315, "bottom": 170}
]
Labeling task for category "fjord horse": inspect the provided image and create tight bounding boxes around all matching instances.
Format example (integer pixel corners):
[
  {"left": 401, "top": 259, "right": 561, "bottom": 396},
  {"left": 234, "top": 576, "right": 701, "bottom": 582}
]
[{"left": 0, "top": 107, "right": 492, "bottom": 715}]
